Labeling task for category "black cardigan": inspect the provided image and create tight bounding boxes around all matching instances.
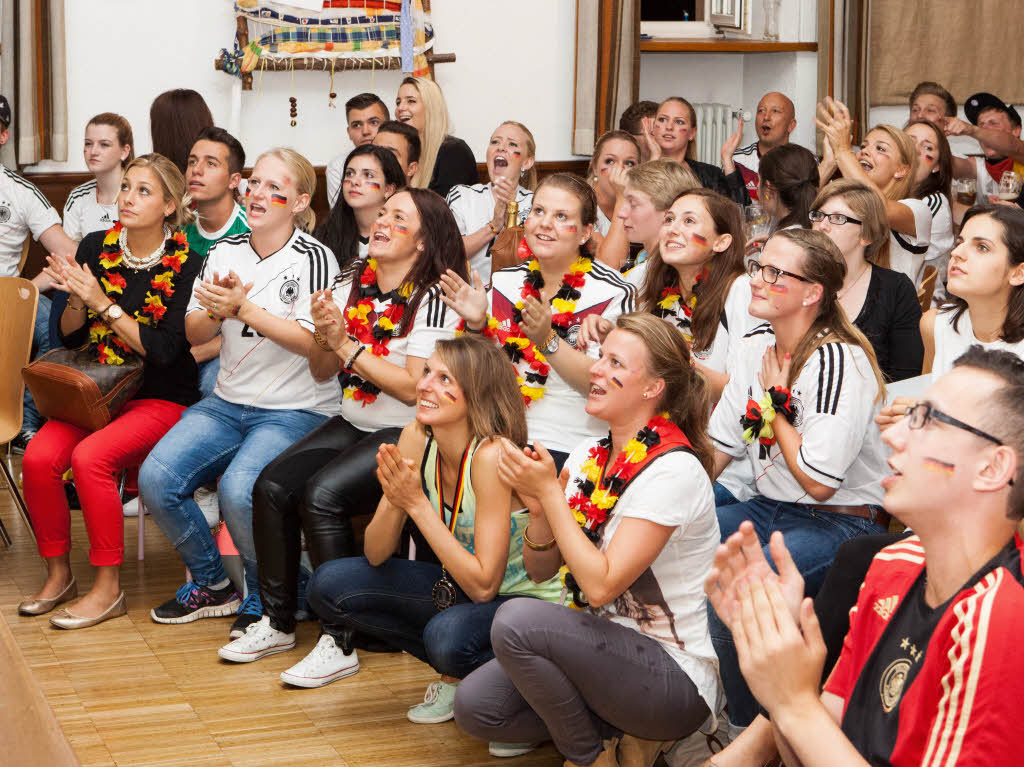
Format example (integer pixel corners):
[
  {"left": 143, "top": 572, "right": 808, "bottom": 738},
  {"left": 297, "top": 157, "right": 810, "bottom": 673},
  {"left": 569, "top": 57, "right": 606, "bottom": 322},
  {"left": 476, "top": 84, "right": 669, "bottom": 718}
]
[
  {"left": 59, "top": 230, "right": 202, "bottom": 407},
  {"left": 852, "top": 265, "right": 923, "bottom": 383},
  {"left": 428, "top": 135, "right": 478, "bottom": 199},
  {"left": 689, "top": 159, "right": 751, "bottom": 206}
]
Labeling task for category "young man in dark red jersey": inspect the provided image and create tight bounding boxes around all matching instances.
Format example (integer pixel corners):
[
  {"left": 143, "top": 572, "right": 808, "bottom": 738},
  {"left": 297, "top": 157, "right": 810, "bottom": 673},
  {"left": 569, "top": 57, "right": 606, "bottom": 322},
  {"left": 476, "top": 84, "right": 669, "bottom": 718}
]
[{"left": 706, "top": 346, "right": 1024, "bottom": 767}]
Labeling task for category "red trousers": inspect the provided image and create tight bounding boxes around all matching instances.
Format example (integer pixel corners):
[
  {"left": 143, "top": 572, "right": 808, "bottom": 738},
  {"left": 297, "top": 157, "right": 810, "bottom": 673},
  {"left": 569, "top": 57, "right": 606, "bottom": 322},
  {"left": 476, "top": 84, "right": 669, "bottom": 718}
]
[{"left": 23, "top": 398, "right": 186, "bottom": 566}]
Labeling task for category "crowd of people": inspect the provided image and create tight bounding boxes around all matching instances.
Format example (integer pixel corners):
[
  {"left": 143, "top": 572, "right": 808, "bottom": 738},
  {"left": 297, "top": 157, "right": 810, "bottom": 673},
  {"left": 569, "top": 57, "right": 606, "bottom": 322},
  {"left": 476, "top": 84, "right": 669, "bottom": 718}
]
[{"left": 7, "top": 76, "right": 1024, "bottom": 766}]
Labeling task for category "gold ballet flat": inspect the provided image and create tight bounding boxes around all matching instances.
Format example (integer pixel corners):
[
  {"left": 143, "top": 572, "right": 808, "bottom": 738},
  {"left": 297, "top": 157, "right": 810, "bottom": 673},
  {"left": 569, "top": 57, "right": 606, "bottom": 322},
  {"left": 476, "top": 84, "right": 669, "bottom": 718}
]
[
  {"left": 49, "top": 591, "right": 127, "bottom": 630},
  {"left": 18, "top": 578, "right": 78, "bottom": 616}
]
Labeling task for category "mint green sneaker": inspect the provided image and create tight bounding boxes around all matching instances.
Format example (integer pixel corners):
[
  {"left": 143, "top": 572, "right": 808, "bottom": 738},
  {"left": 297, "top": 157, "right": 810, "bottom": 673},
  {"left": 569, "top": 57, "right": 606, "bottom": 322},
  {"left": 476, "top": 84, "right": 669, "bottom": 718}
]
[
  {"left": 488, "top": 742, "right": 539, "bottom": 758},
  {"left": 407, "top": 679, "right": 458, "bottom": 724}
]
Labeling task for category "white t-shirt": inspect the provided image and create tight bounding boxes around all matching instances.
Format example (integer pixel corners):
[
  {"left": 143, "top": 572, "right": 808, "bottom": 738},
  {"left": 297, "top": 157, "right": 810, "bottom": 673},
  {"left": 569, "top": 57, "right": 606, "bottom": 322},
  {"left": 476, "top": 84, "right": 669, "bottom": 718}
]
[
  {"left": 62, "top": 180, "right": 117, "bottom": 241},
  {"left": 921, "top": 192, "right": 954, "bottom": 303},
  {"left": 888, "top": 197, "right": 936, "bottom": 287},
  {"left": 326, "top": 141, "right": 356, "bottom": 208},
  {"left": 709, "top": 325, "right": 886, "bottom": 506},
  {"left": 563, "top": 441, "right": 723, "bottom": 715},
  {"left": 332, "top": 271, "right": 459, "bottom": 432},
  {"left": 595, "top": 206, "right": 612, "bottom": 237},
  {"left": 489, "top": 259, "right": 636, "bottom": 453},
  {"left": 0, "top": 165, "right": 61, "bottom": 277},
  {"left": 187, "top": 229, "right": 341, "bottom": 414},
  {"left": 931, "top": 307, "right": 1024, "bottom": 381},
  {"left": 626, "top": 264, "right": 753, "bottom": 374},
  {"left": 445, "top": 182, "right": 533, "bottom": 281}
]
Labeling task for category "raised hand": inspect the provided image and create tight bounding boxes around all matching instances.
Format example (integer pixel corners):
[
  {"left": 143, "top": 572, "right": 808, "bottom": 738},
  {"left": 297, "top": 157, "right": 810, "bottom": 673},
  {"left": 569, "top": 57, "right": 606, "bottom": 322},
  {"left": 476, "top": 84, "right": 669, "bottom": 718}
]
[
  {"left": 641, "top": 116, "right": 662, "bottom": 161},
  {"left": 721, "top": 117, "right": 745, "bottom": 174},
  {"left": 758, "top": 345, "right": 792, "bottom": 392},
  {"left": 496, "top": 439, "right": 560, "bottom": 507},
  {"left": 439, "top": 268, "right": 488, "bottom": 327},
  {"left": 42, "top": 253, "right": 78, "bottom": 294},
  {"left": 376, "top": 443, "right": 428, "bottom": 513},
  {"left": 63, "top": 261, "right": 107, "bottom": 311},
  {"left": 874, "top": 395, "right": 916, "bottom": 432},
  {"left": 576, "top": 314, "right": 614, "bottom": 352},
  {"left": 518, "top": 294, "right": 553, "bottom": 347},
  {"left": 311, "top": 288, "right": 347, "bottom": 350},
  {"left": 815, "top": 97, "right": 854, "bottom": 154},
  {"left": 607, "top": 164, "right": 630, "bottom": 200}
]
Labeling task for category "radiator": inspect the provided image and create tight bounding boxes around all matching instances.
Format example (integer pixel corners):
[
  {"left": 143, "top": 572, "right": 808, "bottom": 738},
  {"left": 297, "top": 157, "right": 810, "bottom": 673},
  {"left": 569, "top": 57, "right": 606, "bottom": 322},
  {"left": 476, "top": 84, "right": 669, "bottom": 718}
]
[{"left": 692, "top": 102, "right": 739, "bottom": 166}]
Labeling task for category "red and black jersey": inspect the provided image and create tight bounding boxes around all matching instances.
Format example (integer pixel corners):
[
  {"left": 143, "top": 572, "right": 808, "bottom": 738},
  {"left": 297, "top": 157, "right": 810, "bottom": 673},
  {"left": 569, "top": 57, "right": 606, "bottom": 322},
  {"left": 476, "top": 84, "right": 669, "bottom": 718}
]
[{"left": 825, "top": 534, "right": 1024, "bottom": 766}]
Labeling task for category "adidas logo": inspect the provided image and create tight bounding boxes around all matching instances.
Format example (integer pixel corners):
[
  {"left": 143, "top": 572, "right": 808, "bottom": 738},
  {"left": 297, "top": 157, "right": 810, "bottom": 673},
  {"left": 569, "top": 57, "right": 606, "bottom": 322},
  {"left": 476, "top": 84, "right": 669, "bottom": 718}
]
[
  {"left": 99, "top": 213, "right": 112, "bottom": 223},
  {"left": 873, "top": 595, "right": 899, "bottom": 621}
]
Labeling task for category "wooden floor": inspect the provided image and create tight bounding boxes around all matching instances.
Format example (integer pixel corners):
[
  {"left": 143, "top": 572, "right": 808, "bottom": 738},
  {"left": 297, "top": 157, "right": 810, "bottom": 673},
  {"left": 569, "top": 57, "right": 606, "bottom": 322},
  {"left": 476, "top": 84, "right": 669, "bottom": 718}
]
[{"left": 0, "top": 455, "right": 567, "bottom": 767}]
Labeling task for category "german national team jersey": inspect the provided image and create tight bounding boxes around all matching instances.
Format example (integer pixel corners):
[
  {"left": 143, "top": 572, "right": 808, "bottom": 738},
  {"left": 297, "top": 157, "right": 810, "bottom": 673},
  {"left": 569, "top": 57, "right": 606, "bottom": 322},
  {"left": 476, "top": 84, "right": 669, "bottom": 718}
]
[
  {"left": 708, "top": 325, "right": 886, "bottom": 505},
  {"left": 825, "top": 534, "right": 1024, "bottom": 766},
  {"left": 445, "top": 182, "right": 533, "bottom": 281},
  {"left": 184, "top": 202, "right": 250, "bottom": 258},
  {"left": 732, "top": 141, "right": 761, "bottom": 201},
  {"left": 63, "top": 180, "right": 117, "bottom": 241},
  {"left": 187, "top": 228, "right": 340, "bottom": 414},
  {"left": 488, "top": 258, "right": 635, "bottom": 453},
  {"left": 331, "top": 270, "right": 459, "bottom": 432},
  {"left": 0, "top": 164, "right": 60, "bottom": 276}
]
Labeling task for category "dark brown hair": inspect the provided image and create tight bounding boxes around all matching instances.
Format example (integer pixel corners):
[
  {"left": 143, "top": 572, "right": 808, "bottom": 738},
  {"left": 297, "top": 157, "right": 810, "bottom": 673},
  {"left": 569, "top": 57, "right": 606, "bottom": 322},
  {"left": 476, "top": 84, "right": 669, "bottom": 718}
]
[
  {"left": 639, "top": 188, "right": 745, "bottom": 352},
  {"left": 909, "top": 81, "right": 957, "bottom": 118},
  {"left": 150, "top": 89, "right": 214, "bottom": 174},
  {"left": 905, "top": 118, "right": 953, "bottom": 202},
  {"left": 759, "top": 144, "right": 820, "bottom": 229},
  {"left": 87, "top": 113, "right": 135, "bottom": 167}
]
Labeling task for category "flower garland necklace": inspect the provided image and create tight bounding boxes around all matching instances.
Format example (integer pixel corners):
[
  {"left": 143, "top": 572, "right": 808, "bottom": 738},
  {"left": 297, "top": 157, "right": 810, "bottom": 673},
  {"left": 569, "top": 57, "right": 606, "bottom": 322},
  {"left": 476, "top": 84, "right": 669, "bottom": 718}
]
[
  {"left": 458, "top": 247, "right": 593, "bottom": 406},
  {"left": 561, "top": 412, "right": 693, "bottom": 609},
  {"left": 89, "top": 222, "right": 189, "bottom": 365},
  {"left": 655, "top": 266, "right": 708, "bottom": 345},
  {"left": 342, "top": 257, "right": 413, "bottom": 406}
]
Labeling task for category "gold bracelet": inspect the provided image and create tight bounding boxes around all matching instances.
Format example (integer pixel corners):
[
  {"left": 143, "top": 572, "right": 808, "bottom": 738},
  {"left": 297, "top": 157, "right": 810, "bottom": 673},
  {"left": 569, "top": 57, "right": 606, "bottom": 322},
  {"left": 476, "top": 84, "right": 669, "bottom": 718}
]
[
  {"left": 313, "top": 328, "right": 332, "bottom": 351},
  {"left": 523, "top": 524, "right": 556, "bottom": 551},
  {"left": 67, "top": 298, "right": 86, "bottom": 311}
]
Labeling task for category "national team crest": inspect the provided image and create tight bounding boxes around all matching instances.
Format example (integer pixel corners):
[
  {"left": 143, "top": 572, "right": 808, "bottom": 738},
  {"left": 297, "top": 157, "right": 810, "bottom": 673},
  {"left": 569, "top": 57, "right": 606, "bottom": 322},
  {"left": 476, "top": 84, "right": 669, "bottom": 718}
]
[
  {"left": 0, "top": 204, "right": 11, "bottom": 224},
  {"left": 279, "top": 279, "right": 300, "bottom": 304}
]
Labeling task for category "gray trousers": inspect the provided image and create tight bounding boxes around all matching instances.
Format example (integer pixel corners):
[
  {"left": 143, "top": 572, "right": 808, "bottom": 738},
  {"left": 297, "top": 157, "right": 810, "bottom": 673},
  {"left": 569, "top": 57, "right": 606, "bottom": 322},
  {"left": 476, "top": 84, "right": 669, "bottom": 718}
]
[{"left": 453, "top": 598, "right": 710, "bottom": 765}]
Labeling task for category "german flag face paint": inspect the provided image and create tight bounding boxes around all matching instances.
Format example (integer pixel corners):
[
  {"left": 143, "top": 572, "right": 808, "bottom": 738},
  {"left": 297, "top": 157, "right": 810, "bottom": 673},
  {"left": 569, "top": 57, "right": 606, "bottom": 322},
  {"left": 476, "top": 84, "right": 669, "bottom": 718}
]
[
  {"left": 690, "top": 233, "right": 708, "bottom": 246},
  {"left": 558, "top": 223, "right": 578, "bottom": 234},
  {"left": 393, "top": 223, "right": 410, "bottom": 236},
  {"left": 271, "top": 194, "right": 288, "bottom": 207},
  {"left": 922, "top": 457, "right": 956, "bottom": 476},
  {"left": 768, "top": 285, "right": 789, "bottom": 294},
  {"left": 610, "top": 376, "right": 624, "bottom": 389},
  {"left": 443, "top": 391, "right": 457, "bottom": 402},
  {"left": 366, "top": 181, "right": 382, "bottom": 192}
]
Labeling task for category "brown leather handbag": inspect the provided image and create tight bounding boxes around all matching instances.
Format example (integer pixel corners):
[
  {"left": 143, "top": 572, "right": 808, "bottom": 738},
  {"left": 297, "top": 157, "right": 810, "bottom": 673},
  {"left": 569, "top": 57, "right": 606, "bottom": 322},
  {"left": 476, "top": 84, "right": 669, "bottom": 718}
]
[
  {"left": 22, "top": 347, "right": 144, "bottom": 432},
  {"left": 487, "top": 200, "right": 527, "bottom": 278}
]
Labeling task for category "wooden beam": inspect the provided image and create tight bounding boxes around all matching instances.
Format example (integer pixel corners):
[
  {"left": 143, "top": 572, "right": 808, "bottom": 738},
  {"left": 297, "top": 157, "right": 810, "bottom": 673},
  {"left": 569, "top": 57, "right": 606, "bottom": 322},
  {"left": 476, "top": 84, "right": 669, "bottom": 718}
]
[
  {"left": 216, "top": 53, "right": 457, "bottom": 91},
  {"left": 639, "top": 38, "right": 818, "bottom": 53}
]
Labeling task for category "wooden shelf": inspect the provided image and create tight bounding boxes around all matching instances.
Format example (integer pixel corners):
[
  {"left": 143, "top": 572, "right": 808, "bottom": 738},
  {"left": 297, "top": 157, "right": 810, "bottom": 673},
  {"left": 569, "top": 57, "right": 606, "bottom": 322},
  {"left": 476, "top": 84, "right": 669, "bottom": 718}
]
[{"left": 640, "top": 38, "right": 818, "bottom": 53}]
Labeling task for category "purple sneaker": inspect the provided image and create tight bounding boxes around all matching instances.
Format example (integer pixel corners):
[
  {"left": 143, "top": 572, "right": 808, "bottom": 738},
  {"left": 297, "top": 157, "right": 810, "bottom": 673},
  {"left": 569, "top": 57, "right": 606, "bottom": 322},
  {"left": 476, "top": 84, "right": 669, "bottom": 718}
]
[{"left": 150, "top": 581, "right": 240, "bottom": 624}]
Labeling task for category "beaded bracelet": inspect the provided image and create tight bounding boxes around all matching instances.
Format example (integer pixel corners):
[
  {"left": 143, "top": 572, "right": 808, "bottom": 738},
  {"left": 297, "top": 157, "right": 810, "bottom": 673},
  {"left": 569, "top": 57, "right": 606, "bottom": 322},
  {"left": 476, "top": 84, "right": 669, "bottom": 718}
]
[{"left": 344, "top": 343, "right": 366, "bottom": 371}]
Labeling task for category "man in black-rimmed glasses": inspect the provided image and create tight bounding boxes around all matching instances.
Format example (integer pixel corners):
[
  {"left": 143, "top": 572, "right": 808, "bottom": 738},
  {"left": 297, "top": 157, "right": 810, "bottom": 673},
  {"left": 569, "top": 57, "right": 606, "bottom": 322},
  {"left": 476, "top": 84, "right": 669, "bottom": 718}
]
[{"left": 707, "top": 346, "right": 1024, "bottom": 767}]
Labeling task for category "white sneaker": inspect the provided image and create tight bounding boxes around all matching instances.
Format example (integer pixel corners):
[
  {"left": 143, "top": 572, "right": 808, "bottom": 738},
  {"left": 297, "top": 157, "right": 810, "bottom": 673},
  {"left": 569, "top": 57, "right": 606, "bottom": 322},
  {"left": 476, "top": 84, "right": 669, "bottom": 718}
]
[
  {"left": 123, "top": 497, "right": 140, "bottom": 517},
  {"left": 194, "top": 485, "right": 220, "bottom": 528},
  {"left": 280, "top": 633, "right": 359, "bottom": 688},
  {"left": 218, "top": 615, "right": 296, "bottom": 662},
  {"left": 488, "top": 742, "right": 539, "bottom": 758}
]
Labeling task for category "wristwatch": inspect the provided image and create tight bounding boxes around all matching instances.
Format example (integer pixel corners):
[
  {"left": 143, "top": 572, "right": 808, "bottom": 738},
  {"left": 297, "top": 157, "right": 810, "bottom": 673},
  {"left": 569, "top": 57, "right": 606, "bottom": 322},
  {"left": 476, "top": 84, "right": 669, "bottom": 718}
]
[
  {"left": 100, "top": 303, "right": 124, "bottom": 322},
  {"left": 543, "top": 330, "right": 560, "bottom": 354}
]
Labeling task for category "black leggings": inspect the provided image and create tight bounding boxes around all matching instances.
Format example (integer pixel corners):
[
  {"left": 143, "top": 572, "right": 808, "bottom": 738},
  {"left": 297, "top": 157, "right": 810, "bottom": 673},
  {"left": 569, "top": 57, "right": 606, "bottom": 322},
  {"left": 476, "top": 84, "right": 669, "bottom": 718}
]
[{"left": 252, "top": 415, "right": 401, "bottom": 633}]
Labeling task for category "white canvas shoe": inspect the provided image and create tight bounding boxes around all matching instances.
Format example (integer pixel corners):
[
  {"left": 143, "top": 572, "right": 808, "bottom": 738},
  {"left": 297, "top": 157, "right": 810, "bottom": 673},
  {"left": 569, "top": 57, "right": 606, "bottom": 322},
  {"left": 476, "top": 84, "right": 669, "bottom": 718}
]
[
  {"left": 218, "top": 615, "right": 296, "bottom": 662},
  {"left": 279, "top": 633, "right": 359, "bottom": 688}
]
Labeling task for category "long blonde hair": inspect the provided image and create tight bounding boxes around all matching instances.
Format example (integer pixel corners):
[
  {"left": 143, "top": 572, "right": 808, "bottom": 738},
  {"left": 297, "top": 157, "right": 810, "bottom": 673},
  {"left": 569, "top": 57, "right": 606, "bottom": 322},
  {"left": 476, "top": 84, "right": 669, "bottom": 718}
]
[
  {"left": 403, "top": 76, "right": 450, "bottom": 189},
  {"left": 253, "top": 147, "right": 317, "bottom": 233},
  {"left": 123, "top": 153, "right": 194, "bottom": 229},
  {"left": 864, "top": 125, "right": 918, "bottom": 202},
  {"left": 773, "top": 228, "right": 886, "bottom": 399},
  {"left": 812, "top": 179, "right": 892, "bottom": 269}
]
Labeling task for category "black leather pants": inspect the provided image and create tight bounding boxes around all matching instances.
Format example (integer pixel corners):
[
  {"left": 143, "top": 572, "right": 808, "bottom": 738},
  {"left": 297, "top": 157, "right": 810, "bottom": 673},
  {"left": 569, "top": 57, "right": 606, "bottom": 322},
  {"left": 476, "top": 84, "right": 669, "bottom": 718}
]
[{"left": 252, "top": 415, "right": 402, "bottom": 633}]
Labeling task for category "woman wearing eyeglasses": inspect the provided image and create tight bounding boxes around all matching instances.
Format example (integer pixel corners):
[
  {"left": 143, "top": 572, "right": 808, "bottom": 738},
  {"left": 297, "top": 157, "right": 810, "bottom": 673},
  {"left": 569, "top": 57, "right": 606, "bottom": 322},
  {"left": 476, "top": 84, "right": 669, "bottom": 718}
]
[
  {"left": 811, "top": 180, "right": 923, "bottom": 382},
  {"left": 705, "top": 227, "right": 889, "bottom": 732}
]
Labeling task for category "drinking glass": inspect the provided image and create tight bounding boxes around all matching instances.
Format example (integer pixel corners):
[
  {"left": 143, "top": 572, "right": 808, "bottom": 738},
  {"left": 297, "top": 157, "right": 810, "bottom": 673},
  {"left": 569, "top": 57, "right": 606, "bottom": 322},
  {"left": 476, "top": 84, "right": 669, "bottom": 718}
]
[{"left": 998, "top": 171, "right": 1022, "bottom": 201}]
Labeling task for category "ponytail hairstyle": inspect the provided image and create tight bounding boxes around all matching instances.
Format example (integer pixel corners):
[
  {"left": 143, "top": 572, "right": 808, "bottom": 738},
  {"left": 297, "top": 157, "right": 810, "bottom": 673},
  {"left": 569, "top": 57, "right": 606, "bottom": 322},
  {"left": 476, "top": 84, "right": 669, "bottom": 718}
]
[
  {"left": 812, "top": 179, "right": 892, "bottom": 269},
  {"left": 87, "top": 112, "right": 135, "bottom": 167},
  {"left": 905, "top": 118, "right": 953, "bottom": 202},
  {"left": 943, "top": 204, "right": 1024, "bottom": 344},
  {"left": 123, "top": 153, "right": 194, "bottom": 229},
  {"left": 863, "top": 125, "right": 918, "bottom": 202},
  {"left": 759, "top": 144, "right": 820, "bottom": 229},
  {"left": 314, "top": 144, "right": 406, "bottom": 271},
  {"left": 659, "top": 97, "right": 699, "bottom": 161},
  {"left": 772, "top": 228, "right": 886, "bottom": 398},
  {"left": 253, "top": 147, "right": 317, "bottom": 233},
  {"left": 339, "top": 188, "right": 469, "bottom": 336},
  {"left": 434, "top": 334, "right": 528, "bottom": 448},
  {"left": 532, "top": 173, "right": 598, "bottom": 259},
  {"left": 401, "top": 76, "right": 450, "bottom": 190},
  {"left": 614, "top": 312, "right": 714, "bottom": 476},
  {"left": 640, "top": 188, "right": 745, "bottom": 352},
  {"left": 498, "top": 120, "right": 538, "bottom": 191}
]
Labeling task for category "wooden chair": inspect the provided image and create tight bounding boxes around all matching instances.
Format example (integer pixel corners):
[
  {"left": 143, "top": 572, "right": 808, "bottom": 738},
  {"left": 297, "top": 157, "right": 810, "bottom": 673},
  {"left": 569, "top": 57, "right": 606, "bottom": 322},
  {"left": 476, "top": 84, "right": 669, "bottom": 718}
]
[
  {"left": 917, "top": 265, "right": 938, "bottom": 314},
  {"left": 0, "top": 277, "right": 39, "bottom": 546}
]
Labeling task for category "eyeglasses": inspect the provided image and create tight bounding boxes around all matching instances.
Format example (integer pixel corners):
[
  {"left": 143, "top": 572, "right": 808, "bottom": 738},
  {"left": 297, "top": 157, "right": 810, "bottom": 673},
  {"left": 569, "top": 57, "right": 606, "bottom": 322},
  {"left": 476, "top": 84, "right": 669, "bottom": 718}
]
[
  {"left": 746, "top": 259, "right": 813, "bottom": 285},
  {"left": 904, "top": 403, "right": 1005, "bottom": 445},
  {"left": 809, "top": 210, "right": 863, "bottom": 226}
]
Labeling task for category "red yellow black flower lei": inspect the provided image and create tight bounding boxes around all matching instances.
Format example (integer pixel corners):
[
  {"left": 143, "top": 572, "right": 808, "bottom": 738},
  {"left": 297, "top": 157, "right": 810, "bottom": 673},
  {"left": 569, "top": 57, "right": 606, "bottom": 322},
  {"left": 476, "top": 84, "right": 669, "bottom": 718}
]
[
  {"left": 342, "top": 257, "right": 413, "bottom": 407},
  {"left": 456, "top": 253, "right": 594, "bottom": 406},
  {"left": 654, "top": 266, "right": 708, "bottom": 345},
  {"left": 88, "top": 223, "right": 189, "bottom": 365}
]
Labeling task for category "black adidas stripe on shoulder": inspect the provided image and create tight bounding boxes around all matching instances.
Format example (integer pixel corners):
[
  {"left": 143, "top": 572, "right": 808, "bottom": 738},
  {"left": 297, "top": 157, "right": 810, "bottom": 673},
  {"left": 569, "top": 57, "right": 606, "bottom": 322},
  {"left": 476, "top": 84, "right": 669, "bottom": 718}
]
[
  {"left": 924, "top": 193, "right": 943, "bottom": 216},
  {"left": 815, "top": 342, "right": 846, "bottom": 415},
  {"left": 892, "top": 229, "right": 929, "bottom": 256},
  {"left": 64, "top": 181, "right": 97, "bottom": 207},
  {"left": 6, "top": 167, "right": 53, "bottom": 209},
  {"left": 733, "top": 143, "right": 758, "bottom": 157},
  {"left": 743, "top": 322, "right": 774, "bottom": 339},
  {"left": 421, "top": 284, "right": 448, "bottom": 328},
  {"left": 588, "top": 258, "right": 637, "bottom": 311},
  {"left": 294, "top": 237, "right": 332, "bottom": 293}
]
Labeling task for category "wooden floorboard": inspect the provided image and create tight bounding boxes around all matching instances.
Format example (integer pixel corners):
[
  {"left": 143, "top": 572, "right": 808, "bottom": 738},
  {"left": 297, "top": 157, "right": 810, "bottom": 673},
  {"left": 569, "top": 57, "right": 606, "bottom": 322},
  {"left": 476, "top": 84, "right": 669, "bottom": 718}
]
[{"left": 0, "top": 455, "right": 567, "bottom": 767}]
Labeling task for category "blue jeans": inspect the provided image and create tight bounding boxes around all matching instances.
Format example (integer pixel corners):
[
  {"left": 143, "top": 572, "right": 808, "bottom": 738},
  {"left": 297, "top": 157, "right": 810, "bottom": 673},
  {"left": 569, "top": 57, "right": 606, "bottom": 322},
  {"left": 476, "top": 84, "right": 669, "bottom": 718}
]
[
  {"left": 197, "top": 357, "right": 220, "bottom": 399},
  {"left": 709, "top": 495, "right": 886, "bottom": 728},
  {"left": 139, "top": 394, "right": 327, "bottom": 596},
  {"left": 22, "top": 294, "right": 53, "bottom": 433},
  {"left": 308, "top": 556, "right": 518, "bottom": 679}
]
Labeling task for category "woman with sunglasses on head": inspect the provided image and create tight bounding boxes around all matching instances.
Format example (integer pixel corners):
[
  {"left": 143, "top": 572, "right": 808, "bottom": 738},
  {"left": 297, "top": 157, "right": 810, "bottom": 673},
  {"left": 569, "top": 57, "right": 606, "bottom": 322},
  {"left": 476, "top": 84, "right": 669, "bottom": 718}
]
[
  {"left": 454, "top": 313, "right": 722, "bottom": 767},
  {"left": 811, "top": 179, "right": 923, "bottom": 382},
  {"left": 876, "top": 204, "right": 1024, "bottom": 431},
  {"left": 706, "top": 228, "right": 889, "bottom": 733}
]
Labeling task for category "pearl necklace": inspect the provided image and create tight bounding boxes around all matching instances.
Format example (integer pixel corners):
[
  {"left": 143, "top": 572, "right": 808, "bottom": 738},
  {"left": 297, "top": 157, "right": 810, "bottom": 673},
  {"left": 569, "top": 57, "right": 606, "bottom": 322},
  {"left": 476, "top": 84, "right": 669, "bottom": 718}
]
[{"left": 119, "top": 225, "right": 170, "bottom": 271}]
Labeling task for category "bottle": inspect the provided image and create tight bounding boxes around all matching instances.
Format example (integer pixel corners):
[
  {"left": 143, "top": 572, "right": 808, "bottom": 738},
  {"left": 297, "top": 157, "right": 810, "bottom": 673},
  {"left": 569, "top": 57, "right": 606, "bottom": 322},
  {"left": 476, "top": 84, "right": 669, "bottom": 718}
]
[{"left": 504, "top": 199, "right": 519, "bottom": 230}]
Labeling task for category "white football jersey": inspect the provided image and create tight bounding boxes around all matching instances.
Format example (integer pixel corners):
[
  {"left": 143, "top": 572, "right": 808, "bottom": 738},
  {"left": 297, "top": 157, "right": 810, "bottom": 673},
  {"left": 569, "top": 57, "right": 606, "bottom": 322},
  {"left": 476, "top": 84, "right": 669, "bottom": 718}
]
[
  {"left": 63, "top": 180, "right": 118, "bottom": 241},
  {"left": 0, "top": 164, "right": 61, "bottom": 276}
]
